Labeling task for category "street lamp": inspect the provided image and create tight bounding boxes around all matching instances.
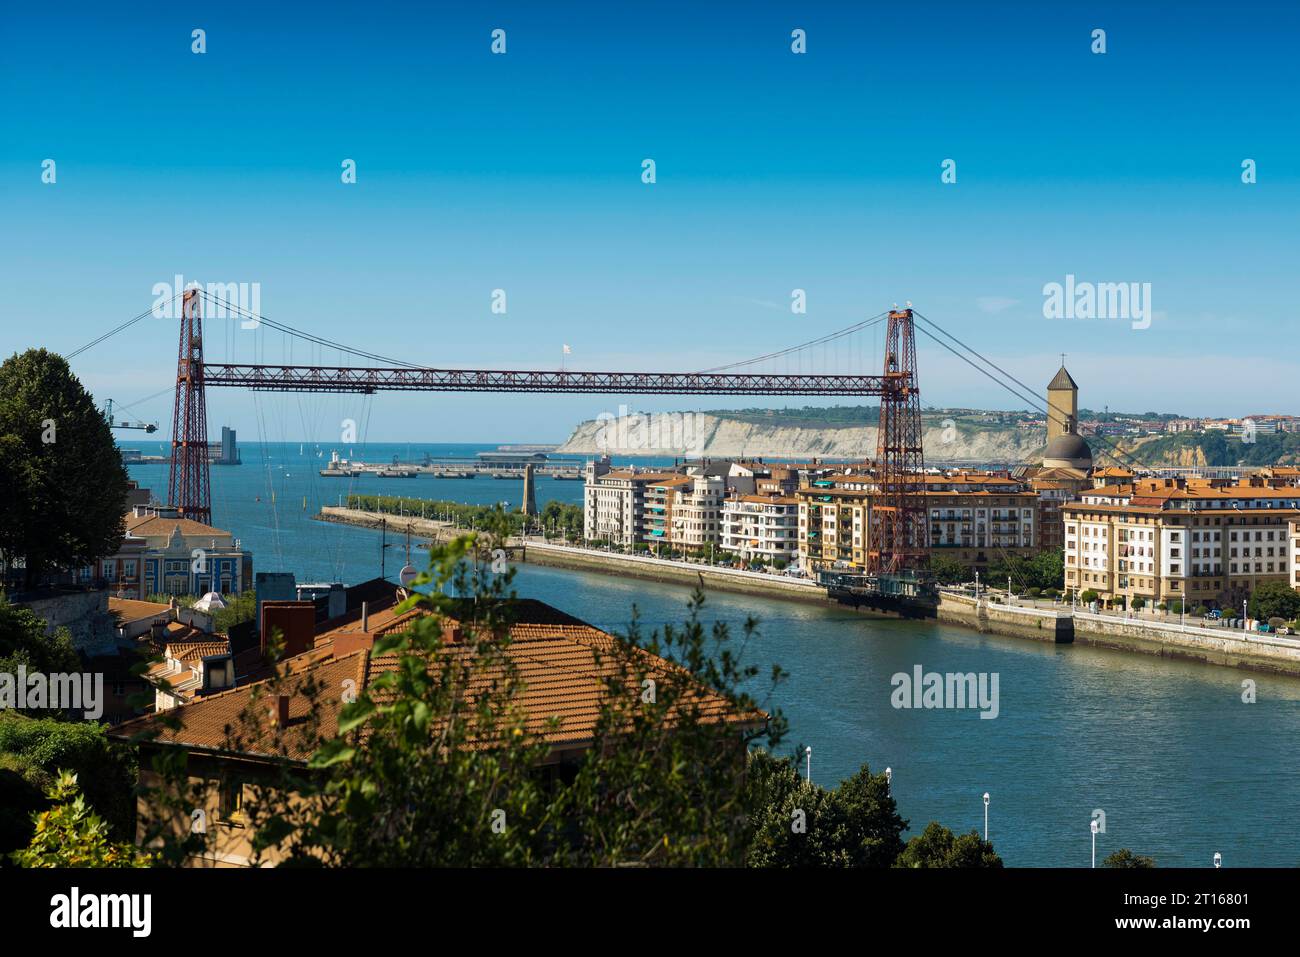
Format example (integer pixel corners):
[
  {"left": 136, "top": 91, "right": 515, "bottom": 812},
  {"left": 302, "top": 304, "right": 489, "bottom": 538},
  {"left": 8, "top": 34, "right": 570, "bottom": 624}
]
[
  {"left": 804, "top": 746, "right": 812, "bottom": 785},
  {"left": 983, "top": 792, "right": 990, "bottom": 840},
  {"left": 1243, "top": 599, "right": 1248, "bottom": 632},
  {"left": 1090, "top": 818, "right": 1100, "bottom": 868},
  {"left": 1214, "top": 851, "right": 1222, "bottom": 869}
]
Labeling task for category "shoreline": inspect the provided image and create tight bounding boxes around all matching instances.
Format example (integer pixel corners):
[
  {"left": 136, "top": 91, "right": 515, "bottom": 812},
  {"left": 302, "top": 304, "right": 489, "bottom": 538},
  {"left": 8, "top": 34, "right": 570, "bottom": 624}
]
[{"left": 316, "top": 507, "right": 1300, "bottom": 677}]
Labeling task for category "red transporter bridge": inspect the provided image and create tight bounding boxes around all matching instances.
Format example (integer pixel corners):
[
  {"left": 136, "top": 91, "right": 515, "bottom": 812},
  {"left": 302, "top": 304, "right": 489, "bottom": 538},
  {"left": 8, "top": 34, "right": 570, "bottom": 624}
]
[{"left": 166, "top": 293, "right": 929, "bottom": 578}]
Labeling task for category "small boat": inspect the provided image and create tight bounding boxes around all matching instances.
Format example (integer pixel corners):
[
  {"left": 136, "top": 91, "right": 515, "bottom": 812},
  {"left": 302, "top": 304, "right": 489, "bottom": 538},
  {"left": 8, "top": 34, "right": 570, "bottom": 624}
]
[{"left": 376, "top": 469, "right": 417, "bottom": 478}]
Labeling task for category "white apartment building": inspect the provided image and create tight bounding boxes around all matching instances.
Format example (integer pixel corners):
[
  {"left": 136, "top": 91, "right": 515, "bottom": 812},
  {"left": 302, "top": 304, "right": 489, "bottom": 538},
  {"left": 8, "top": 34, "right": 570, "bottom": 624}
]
[
  {"left": 1065, "top": 478, "right": 1300, "bottom": 606},
  {"left": 721, "top": 494, "right": 800, "bottom": 564},
  {"left": 669, "top": 475, "right": 726, "bottom": 548},
  {"left": 582, "top": 459, "right": 688, "bottom": 546}
]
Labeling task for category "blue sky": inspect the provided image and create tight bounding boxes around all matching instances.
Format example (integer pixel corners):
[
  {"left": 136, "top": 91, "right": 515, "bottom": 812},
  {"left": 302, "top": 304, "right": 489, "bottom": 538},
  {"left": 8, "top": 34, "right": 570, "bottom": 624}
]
[{"left": 2, "top": 1, "right": 1298, "bottom": 442}]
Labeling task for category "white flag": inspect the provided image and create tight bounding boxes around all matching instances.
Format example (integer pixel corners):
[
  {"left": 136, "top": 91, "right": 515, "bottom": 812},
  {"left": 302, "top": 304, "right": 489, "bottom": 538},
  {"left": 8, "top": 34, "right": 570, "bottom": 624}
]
[{"left": 562, "top": 344, "right": 572, "bottom": 355}]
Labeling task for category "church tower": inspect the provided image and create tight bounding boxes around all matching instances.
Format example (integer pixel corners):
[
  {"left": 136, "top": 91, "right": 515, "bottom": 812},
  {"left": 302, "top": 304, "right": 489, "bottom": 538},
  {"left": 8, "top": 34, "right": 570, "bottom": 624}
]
[{"left": 1046, "top": 364, "right": 1078, "bottom": 441}]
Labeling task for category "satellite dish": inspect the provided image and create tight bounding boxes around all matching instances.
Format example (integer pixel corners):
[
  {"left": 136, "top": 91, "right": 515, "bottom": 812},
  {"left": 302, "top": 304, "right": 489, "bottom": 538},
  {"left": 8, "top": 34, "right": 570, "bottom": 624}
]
[{"left": 399, "top": 564, "right": 418, "bottom": 588}]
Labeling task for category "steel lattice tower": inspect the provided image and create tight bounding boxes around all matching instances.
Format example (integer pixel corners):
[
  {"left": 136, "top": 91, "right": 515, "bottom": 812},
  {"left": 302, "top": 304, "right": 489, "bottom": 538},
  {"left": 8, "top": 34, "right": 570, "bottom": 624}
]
[
  {"left": 869, "top": 308, "right": 927, "bottom": 574},
  {"left": 166, "top": 288, "right": 212, "bottom": 525}
]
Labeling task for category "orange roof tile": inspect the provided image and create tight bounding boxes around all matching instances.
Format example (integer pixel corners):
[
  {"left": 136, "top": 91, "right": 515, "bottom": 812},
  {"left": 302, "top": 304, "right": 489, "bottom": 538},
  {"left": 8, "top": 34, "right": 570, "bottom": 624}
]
[
  {"left": 125, "top": 512, "right": 232, "bottom": 538},
  {"left": 108, "top": 598, "right": 172, "bottom": 624},
  {"left": 114, "top": 599, "right": 760, "bottom": 762}
]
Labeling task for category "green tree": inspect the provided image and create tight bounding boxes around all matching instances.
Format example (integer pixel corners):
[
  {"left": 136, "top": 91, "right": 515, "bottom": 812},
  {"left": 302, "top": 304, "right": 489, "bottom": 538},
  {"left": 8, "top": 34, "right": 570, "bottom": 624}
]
[
  {"left": 0, "top": 712, "right": 137, "bottom": 852},
  {"left": 1102, "top": 847, "right": 1156, "bottom": 868},
  {"left": 927, "top": 554, "right": 968, "bottom": 585},
  {"left": 0, "top": 349, "right": 129, "bottom": 588},
  {"left": 746, "top": 752, "right": 907, "bottom": 868},
  {"left": 10, "top": 771, "right": 152, "bottom": 868},
  {"left": 1248, "top": 580, "right": 1300, "bottom": 622},
  {"left": 894, "top": 821, "right": 1002, "bottom": 868}
]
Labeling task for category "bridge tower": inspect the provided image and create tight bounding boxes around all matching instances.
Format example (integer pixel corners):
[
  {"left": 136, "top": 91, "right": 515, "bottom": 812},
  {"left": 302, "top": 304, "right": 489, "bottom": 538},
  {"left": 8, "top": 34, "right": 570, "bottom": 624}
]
[
  {"left": 869, "top": 307, "right": 927, "bottom": 575},
  {"left": 166, "top": 288, "right": 213, "bottom": 525}
]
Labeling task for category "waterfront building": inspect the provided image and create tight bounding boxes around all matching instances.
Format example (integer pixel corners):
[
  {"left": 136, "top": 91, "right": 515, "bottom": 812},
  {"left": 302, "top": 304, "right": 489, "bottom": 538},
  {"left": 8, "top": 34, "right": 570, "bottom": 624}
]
[
  {"left": 720, "top": 494, "right": 800, "bottom": 564},
  {"left": 1064, "top": 478, "right": 1300, "bottom": 608},
  {"left": 582, "top": 459, "right": 686, "bottom": 546},
  {"left": 643, "top": 475, "right": 691, "bottom": 545},
  {"left": 795, "top": 472, "right": 1039, "bottom": 575},
  {"left": 668, "top": 474, "right": 726, "bottom": 549},
  {"left": 1287, "top": 519, "right": 1300, "bottom": 589},
  {"left": 98, "top": 504, "right": 252, "bottom": 599}
]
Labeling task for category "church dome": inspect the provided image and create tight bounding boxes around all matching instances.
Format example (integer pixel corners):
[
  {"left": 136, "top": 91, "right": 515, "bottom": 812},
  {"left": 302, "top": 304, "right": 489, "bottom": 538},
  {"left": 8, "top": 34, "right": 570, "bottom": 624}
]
[{"left": 1042, "top": 433, "right": 1093, "bottom": 469}]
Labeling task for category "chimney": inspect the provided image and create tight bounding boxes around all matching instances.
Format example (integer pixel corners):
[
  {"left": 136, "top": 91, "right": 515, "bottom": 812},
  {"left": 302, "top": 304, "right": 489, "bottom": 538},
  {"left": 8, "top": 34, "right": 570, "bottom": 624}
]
[
  {"left": 441, "top": 621, "right": 463, "bottom": 644},
  {"left": 272, "top": 695, "right": 290, "bottom": 728},
  {"left": 361, "top": 601, "right": 369, "bottom": 632},
  {"left": 150, "top": 619, "right": 167, "bottom": 642}
]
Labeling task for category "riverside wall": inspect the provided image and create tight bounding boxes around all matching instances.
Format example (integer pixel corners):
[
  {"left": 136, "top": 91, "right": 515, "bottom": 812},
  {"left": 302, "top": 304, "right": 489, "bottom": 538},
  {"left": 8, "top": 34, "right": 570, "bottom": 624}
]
[
  {"left": 520, "top": 541, "right": 831, "bottom": 603},
  {"left": 938, "top": 591, "right": 1300, "bottom": 677}
]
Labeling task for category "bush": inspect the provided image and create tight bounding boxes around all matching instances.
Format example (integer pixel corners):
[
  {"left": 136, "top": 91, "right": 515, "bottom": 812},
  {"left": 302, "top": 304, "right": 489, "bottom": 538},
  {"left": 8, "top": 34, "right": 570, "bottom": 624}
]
[
  {"left": 0, "top": 713, "right": 136, "bottom": 853},
  {"left": 1080, "top": 589, "right": 1099, "bottom": 605},
  {"left": 1102, "top": 848, "right": 1156, "bottom": 868}
]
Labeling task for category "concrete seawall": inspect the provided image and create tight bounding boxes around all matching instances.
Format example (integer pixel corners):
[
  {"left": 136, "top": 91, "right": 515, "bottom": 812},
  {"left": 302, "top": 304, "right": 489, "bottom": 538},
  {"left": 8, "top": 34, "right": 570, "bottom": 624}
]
[
  {"left": 937, "top": 592, "right": 1074, "bottom": 644},
  {"left": 938, "top": 592, "right": 1300, "bottom": 677},
  {"left": 521, "top": 541, "right": 831, "bottom": 604}
]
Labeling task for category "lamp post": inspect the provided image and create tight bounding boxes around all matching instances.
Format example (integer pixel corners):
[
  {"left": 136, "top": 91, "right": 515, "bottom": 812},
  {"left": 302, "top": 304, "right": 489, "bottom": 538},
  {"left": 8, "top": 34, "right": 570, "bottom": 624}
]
[
  {"left": 804, "top": 747, "right": 812, "bottom": 785},
  {"left": 1243, "top": 599, "right": 1248, "bottom": 633},
  {"left": 1090, "top": 818, "right": 1099, "bottom": 868},
  {"left": 983, "top": 792, "right": 990, "bottom": 841},
  {"left": 1214, "top": 851, "right": 1222, "bottom": 869}
]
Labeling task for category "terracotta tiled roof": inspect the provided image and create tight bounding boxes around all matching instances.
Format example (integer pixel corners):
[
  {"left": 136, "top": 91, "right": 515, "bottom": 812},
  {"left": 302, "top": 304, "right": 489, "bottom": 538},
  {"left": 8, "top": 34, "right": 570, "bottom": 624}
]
[
  {"left": 365, "top": 618, "right": 751, "bottom": 752},
  {"left": 125, "top": 512, "right": 232, "bottom": 538},
  {"left": 169, "top": 640, "right": 232, "bottom": 664},
  {"left": 117, "top": 653, "right": 367, "bottom": 762},
  {"left": 113, "top": 599, "right": 760, "bottom": 762},
  {"left": 108, "top": 598, "right": 172, "bottom": 624}
]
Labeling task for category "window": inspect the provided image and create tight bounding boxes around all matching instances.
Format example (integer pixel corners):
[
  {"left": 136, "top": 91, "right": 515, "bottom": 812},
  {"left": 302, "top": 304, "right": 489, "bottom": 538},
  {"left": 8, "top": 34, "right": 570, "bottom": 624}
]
[{"left": 218, "top": 779, "right": 246, "bottom": 826}]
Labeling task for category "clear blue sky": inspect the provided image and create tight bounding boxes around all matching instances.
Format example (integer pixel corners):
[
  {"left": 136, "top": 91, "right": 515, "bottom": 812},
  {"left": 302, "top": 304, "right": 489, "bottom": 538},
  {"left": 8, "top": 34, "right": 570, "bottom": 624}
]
[{"left": 2, "top": 1, "right": 1298, "bottom": 442}]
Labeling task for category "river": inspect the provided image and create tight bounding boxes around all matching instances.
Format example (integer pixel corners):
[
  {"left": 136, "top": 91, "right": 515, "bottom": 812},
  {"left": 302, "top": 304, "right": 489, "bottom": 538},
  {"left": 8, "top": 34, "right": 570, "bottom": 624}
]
[{"left": 126, "top": 443, "right": 1300, "bottom": 866}]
